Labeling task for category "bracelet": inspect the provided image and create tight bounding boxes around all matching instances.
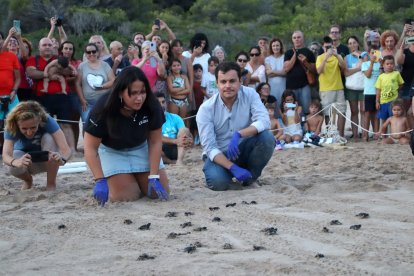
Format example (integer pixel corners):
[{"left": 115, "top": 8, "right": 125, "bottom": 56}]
[
  {"left": 148, "top": 175, "right": 160, "bottom": 179},
  {"left": 61, "top": 157, "right": 67, "bottom": 165},
  {"left": 10, "top": 159, "right": 16, "bottom": 167}
]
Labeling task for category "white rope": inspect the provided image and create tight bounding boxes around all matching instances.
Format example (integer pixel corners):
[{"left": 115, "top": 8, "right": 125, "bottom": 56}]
[{"left": 331, "top": 105, "right": 414, "bottom": 136}]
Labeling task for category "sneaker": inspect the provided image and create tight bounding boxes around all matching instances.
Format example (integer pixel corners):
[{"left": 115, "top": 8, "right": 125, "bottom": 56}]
[{"left": 275, "top": 144, "right": 283, "bottom": 151}]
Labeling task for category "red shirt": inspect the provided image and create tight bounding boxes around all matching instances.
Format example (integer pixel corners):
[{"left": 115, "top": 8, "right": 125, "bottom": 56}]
[
  {"left": 0, "top": 51, "right": 20, "bottom": 96},
  {"left": 26, "top": 55, "right": 67, "bottom": 96}
]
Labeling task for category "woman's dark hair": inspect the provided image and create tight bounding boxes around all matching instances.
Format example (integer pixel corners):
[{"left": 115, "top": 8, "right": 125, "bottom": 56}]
[
  {"left": 189, "top": 33, "right": 209, "bottom": 53},
  {"left": 269, "top": 38, "right": 284, "bottom": 55},
  {"left": 101, "top": 66, "right": 160, "bottom": 138},
  {"left": 256, "top": 82, "right": 270, "bottom": 94},
  {"left": 84, "top": 43, "right": 98, "bottom": 52},
  {"left": 249, "top": 46, "right": 261, "bottom": 55},
  {"left": 234, "top": 51, "right": 249, "bottom": 61},
  {"left": 59, "top": 41, "right": 76, "bottom": 60},
  {"left": 346, "top": 35, "right": 360, "bottom": 50}
]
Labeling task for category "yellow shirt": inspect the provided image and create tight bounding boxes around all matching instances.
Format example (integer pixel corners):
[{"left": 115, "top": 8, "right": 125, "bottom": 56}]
[
  {"left": 316, "top": 54, "right": 344, "bottom": 92},
  {"left": 375, "top": 71, "right": 404, "bottom": 104}
]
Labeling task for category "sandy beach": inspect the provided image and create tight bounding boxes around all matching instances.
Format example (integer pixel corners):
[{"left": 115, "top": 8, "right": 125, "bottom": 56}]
[{"left": 1, "top": 139, "right": 413, "bottom": 275}]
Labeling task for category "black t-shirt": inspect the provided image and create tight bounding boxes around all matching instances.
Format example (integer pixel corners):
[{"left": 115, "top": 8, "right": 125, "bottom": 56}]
[
  {"left": 84, "top": 94, "right": 165, "bottom": 150},
  {"left": 284, "top": 47, "right": 316, "bottom": 89},
  {"left": 401, "top": 48, "right": 414, "bottom": 85}
]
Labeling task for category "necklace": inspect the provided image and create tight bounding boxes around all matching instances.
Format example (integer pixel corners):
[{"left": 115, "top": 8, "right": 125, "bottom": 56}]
[{"left": 131, "top": 112, "right": 137, "bottom": 122}]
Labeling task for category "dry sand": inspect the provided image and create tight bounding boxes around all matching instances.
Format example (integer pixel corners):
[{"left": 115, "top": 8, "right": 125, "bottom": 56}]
[{"left": 1, "top": 140, "right": 413, "bottom": 275}]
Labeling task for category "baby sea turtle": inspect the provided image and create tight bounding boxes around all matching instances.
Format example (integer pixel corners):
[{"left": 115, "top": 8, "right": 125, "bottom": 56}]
[
  {"left": 226, "top": 203, "right": 236, "bottom": 207},
  {"left": 315, "top": 253, "right": 325, "bottom": 259},
  {"left": 356, "top": 212, "right": 369, "bottom": 219},
  {"left": 137, "top": 253, "right": 156, "bottom": 261},
  {"left": 124, "top": 219, "right": 133, "bottom": 225},
  {"left": 167, "top": 232, "right": 191, "bottom": 239},
  {"left": 193, "top": 227, "right": 207, "bottom": 232},
  {"left": 209, "top": 207, "right": 220, "bottom": 211},
  {"left": 330, "top": 220, "right": 342, "bottom": 225},
  {"left": 261, "top": 227, "right": 278, "bottom": 235},
  {"left": 322, "top": 227, "right": 331, "bottom": 233},
  {"left": 350, "top": 224, "right": 362, "bottom": 230},
  {"left": 223, "top": 243, "right": 233, "bottom": 249},
  {"left": 139, "top": 223, "right": 151, "bottom": 230},
  {"left": 253, "top": 245, "right": 266, "bottom": 251},
  {"left": 212, "top": 217, "right": 222, "bottom": 222},
  {"left": 184, "top": 244, "right": 197, "bottom": 254},
  {"left": 241, "top": 200, "right": 257, "bottom": 205},
  {"left": 58, "top": 224, "right": 66, "bottom": 230},
  {"left": 180, "top": 222, "right": 192, "bottom": 228},
  {"left": 165, "top": 212, "right": 178, "bottom": 217},
  {"left": 194, "top": 242, "right": 203, "bottom": 248},
  {"left": 184, "top": 212, "right": 194, "bottom": 216},
  {"left": 250, "top": 201, "right": 257, "bottom": 205}
]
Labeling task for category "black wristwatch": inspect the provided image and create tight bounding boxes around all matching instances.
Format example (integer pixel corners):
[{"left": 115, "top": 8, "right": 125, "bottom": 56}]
[{"left": 61, "top": 158, "right": 67, "bottom": 165}]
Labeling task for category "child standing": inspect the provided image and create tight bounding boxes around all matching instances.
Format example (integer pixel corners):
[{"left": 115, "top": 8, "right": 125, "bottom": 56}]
[
  {"left": 375, "top": 55, "right": 404, "bottom": 125},
  {"left": 190, "top": 64, "right": 204, "bottom": 144},
  {"left": 380, "top": 99, "right": 410, "bottom": 144},
  {"left": 167, "top": 58, "right": 191, "bottom": 119},
  {"left": 201, "top": 56, "right": 219, "bottom": 101},
  {"left": 361, "top": 48, "right": 381, "bottom": 141},
  {"left": 42, "top": 56, "right": 76, "bottom": 94},
  {"left": 280, "top": 89, "right": 303, "bottom": 143},
  {"left": 305, "top": 100, "right": 324, "bottom": 136}
]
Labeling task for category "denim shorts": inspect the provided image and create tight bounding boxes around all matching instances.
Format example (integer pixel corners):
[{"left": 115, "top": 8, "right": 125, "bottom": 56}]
[{"left": 98, "top": 142, "right": 165, "bottom": 178}]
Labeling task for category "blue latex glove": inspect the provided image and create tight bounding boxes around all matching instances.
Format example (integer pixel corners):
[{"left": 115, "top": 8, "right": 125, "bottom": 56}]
[
  {"left": 227, "top": 131, "right": 241, "bottom": 160},
  {"left": 93, "top": 178, "right": 109, "bottom": 206},
  {"left": 229, "top": 164, "right": 252, "bottom": 182},
  {"left": 148, "top": 178, "right": 169, "bottom": 201}
]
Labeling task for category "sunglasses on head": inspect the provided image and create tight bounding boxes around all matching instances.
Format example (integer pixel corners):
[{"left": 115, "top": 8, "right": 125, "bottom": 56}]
[
  {"left": 86, "top": 50, "right": 97, "bottom": 54},
  {"left": 250, "top": 53, "right": 260, "bottom": 57},
  {"left": 237, "top": 58, "right": 248, "bottom": 63}
]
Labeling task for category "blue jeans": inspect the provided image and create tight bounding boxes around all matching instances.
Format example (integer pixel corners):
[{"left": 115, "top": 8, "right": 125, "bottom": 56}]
[
  {"left": 293, "top": 85, "right": 311, "bottom": 116},
  {"left": 202, "top": 131, "right": 275, "bottom": 191},
  {"left": 80, "top": 99, "right": 97, "bottom": 124}
]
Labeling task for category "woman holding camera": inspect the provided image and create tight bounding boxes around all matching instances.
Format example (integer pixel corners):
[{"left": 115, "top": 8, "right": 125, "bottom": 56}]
[
  {"left": 132, "top": 40, "right": 166, "bottom": 92},
  {"left": 2, "top": 101, "right": 71, "bottom": 190},
  {"left": 83, "top": 66, "right": 169, "bottom": 203}
]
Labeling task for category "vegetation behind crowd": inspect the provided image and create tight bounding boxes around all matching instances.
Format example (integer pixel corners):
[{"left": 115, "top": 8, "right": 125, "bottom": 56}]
[{"left": 2, "top": 0, "right": 413, "bottom": 59}]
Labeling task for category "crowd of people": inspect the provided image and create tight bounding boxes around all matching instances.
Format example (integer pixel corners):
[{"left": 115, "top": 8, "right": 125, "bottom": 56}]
[{"left": 1, "top": 17, "right": 414, "bottom": 203}]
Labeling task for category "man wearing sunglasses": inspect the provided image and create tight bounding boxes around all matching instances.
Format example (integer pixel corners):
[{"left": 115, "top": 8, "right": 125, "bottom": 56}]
[{"left": 26, "top": 37, "right": 73, "bottom": 147}]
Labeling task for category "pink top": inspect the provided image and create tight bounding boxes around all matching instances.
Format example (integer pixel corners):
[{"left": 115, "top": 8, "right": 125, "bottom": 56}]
[{"left": 132, "top": 58, "right": 158, "bottom": 92}]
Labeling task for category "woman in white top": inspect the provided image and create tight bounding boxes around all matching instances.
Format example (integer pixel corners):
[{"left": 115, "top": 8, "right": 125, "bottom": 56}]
[
  {"left": 265, "top": 38, "right": 286, "bottom": 103},
  {"left": 182, "top": 33, "right": 211, "bottom": 76},
  {"left": 246, "top": 46, "right": 266, "bottom": 89}
]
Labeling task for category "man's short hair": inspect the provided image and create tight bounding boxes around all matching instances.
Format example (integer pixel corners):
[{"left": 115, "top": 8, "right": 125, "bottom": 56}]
[
  {"left": 215, "top": 61, "right": 241, "bottom": 80},
  {"left": 155, "top": 92, "right": 166, "bottom": 99},
  {"left": 208, "top": 56, "right": 219, "bottom": 65},
  {"left": 322, "top": 36, "right": 333, "bottom": 44},
  {"left": 193, "top": 64, "right": 203, "bottom": 71}
]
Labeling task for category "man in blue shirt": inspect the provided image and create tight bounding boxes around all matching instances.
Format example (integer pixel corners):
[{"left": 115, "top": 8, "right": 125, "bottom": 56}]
[
  {"left": 104, "top": 41, "right": 130, "bottom": 76},
  {"left": 196, "top": 61, "right": 275, "bottom": 191},
  {"left": 156, "top": 92, "right": 193, "bottom": 165}
]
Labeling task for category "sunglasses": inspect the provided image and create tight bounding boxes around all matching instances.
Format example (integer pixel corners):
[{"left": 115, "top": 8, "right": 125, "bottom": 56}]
[
  {"left": 250, "top": 53, "right": 260, "bottom": 57},
  {"left": 86, "top": 50, "right": 97, "bottom": 54},
  {"left": 237, "top": 58, "right": 248, "bottom": 63}
]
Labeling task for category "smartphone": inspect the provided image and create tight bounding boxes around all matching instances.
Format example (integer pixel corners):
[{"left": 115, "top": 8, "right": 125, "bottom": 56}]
[
  {"left": 286, "top": 103, "right": 296, "bottom": 109},
  {"left": 373, "top": 50, "right": 382, "bottom": 60},
  {"left": 150, "top": 41, "right": 157, "bottom": 52},
  {"left": 406, "top": 36, "right": 414, "bottom": 45},
  {"left": 13, "top": 20, "right": 21, "bottom": 33},
  {"left": 154, "top": 19, "right": 160, "bottom": 29},
  {"left": 405, "top": 19, "right": 414, "bottom": 25},
  {"left": 28, "top": 151, "right": 49, "bottom": 163},
  {"left": 55, "top": 15, "right": 63, "bottom": 27},
  {"left": 194, "top": 40, "right": 202, "bottom": 48}
]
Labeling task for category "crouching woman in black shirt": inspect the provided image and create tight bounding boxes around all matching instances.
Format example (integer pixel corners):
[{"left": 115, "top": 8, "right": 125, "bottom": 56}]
[{"left": 84, "top": 66, "right": 169, "bottom": 203}]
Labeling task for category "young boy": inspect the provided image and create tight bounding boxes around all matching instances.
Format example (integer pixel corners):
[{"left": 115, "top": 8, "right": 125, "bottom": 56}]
[
  {"left": 201, "top": 56, "right": 219, "bottom": 101},
  {"left": 375, "top": 55, "right": 404, "bottom": 124},
  {"left": 305, "top": 100, "right": 324, "bottom": 136},
  {"left": 380, "top": 99, "right": 410, "bottom": 144},
  {"left": 42, "top": 56, "right": 76, "bottom": 94},
  {"left": 361, "top": 48, "right": 381, "bottom": 141},
  {"left": 192, "top": 64, "right": 204, "bottom": 110}
]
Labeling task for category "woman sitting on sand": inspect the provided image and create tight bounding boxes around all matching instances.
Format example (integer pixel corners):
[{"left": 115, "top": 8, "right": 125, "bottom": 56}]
[
  {"left": 83, "top": 66, "right": 169, "bottom": 204},
  {"left": 2, "top": 101, "right": 72, "bottom": 190}
]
